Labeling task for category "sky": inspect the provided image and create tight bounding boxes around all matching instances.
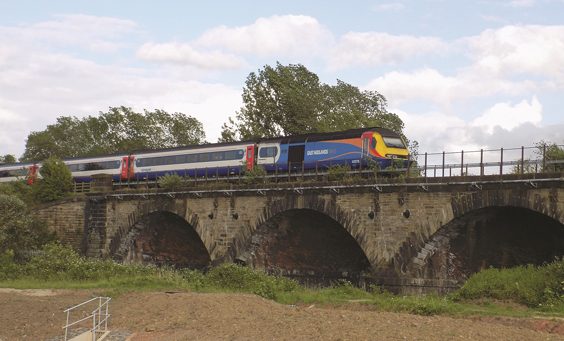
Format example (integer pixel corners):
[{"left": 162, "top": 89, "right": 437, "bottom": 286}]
[{"left": 1, "top": 0, "right": 563, "bottom": 161}]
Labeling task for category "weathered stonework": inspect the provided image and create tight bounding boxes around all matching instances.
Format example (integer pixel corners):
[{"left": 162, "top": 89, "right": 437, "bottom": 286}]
[{"left": 34, "top": 179, "right": 564, "bottom": 291}]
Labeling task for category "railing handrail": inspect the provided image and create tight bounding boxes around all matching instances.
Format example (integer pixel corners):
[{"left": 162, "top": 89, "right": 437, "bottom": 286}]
[{"left": 63, "top": 296, "right": 111, "bottom": 341}]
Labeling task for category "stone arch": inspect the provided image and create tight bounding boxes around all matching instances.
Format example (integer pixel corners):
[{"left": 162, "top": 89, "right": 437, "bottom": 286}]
[
  {"left": 111, "top": 201, "right": 213, "bottom": 269},
  {"left": 451, "top": 188, "right": 562, "bottom": 225},
  {"left": 232, "top": 194, "right": 372, "bottom": 284},
  {"left": 407, "top": 204, "right": 564, "bottom": 285}
]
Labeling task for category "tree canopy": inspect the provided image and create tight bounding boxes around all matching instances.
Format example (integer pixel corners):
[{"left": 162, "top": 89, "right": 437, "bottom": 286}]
[
  {"left": 22, "top": 107, "right": 206, "bottom": 161},
  {"left": 220, "top": 62, "right": 406, "bottom": 142},
  {"left": 0, "top": 155, "right": 16, "bottom": 164}
]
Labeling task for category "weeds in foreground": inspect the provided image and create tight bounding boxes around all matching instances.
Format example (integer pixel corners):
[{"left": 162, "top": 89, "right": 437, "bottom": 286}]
[{"left": 1, "top": 243, "right": 563, "bottom": 317}]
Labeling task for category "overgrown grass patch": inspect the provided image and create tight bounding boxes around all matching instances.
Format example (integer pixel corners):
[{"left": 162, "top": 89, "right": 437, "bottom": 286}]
[{"left": 1, "top": 243, "right": 562, "bottom": 317}]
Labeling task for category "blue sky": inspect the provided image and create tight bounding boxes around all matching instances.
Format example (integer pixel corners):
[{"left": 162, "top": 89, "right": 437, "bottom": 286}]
[{"left": 1, "top": 0, "right": 563, "bottom": 159}]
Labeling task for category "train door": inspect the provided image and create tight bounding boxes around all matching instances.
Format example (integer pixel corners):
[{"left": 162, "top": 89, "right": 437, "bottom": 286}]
[
  {"left": 246, "top": 145, "right": 255, "bottom": 171},
  {"left": 121, "top": 156, "right": 135, "bottom": 181},
  {"left": 361, "top": 132, "right": 372, "bottom": 158},
  {"left": 120, "top": 157, "right": 129, "bottom": 180},
  {"left": 288, "top": 144, "right": 305, "bottom": 170}
]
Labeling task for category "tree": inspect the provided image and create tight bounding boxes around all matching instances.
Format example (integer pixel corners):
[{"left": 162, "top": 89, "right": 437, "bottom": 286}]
[
  {"left": 0, "top": 194, "right": 54, "bottom": 258},
  {"left": 0, "top": 155, "right": 16, "bottom": 164},
  {"left": 220, "top": 62, "right": 406, "bottom": 142},
  {"left": 33, "top": 157, "right": 74, "bottom": 202},
  {"left": 22, "top": 107, "right": 206, "bottom": 161},
  {"left": 537, "top": 141, "right": 564, "bottom": 173}
]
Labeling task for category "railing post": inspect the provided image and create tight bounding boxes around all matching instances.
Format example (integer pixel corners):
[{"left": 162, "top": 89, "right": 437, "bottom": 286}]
[
  {"left": 542, "top": 144, "right": 547, "bottom": 172},
  {"left": 480, "top": 149, "right": 484, "bottom": 176},
  {"left": 460, "top": 150, "right": 464, "bottom": 176},
  {"left": 442, "top": 151, "right": 445, "bottom": 178},
  {"left": 424, "top": 152, "right": 428, "bottom": 179},
  {"left": 521, "top": 146, "right": 525, "bottom": 175},
  {"left": 500, "top": 147, "right": 504, "bottom": 175}
]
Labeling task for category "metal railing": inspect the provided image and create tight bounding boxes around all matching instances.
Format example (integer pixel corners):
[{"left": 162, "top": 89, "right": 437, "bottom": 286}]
[
  {"left": 416, "top": 144, "right": 564, "bottom": 178},
  {"left": 63, "top": 296, "right": 111, "bottom": 341}
]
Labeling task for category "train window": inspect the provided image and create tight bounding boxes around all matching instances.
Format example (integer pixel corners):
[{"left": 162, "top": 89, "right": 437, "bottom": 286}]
[
  {"left": 259, "top": 147, "right": 278, "bottom": 158},
  {"left": 382, "top": 137, "right": 405, "bottom": 148},
  {"left": 371, "top": 137, "right": 377, "bottom": 149},
  {"left": 0, "top": 168, "right": 27, "bottom": 177},
  {"left": 135, "top": 149, "right": 245, "bottom": 166}
]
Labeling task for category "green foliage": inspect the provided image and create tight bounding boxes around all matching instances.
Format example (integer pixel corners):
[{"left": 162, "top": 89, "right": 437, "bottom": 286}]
[
  {"left": 33, "top": 157, "right": 73, "bottom": 202},
  {"left": 0, "top": 154, "right": 16, "bottom": 164},
  {"left": 242, "top": 165, "right": 267, "bottom": 184},
  {"left": 204, "top": 264, "right": 298, "bottom": 299},
  {"left": 22, "top": 107, "right": 206, "bottom": 161},
  {"left": 453, "top": 259, "right": 564, "bottom": 308},
  {"left": 220, "top": 62, "right": 406, "bottom": 142},
  {"left": 0, "top": 181, "right": 34, "bottom": 204},
  {"left": 536, "top": 141, "right": 564, "bottom": 173},
  {"left": 0, "top": 194, "right": 55, "bottom": 260},
  {"left": 158, "top": 173, "right": 184, "bottom": 191},
  {"left": 327, "top": 164, "right": 351, "bottom": 181}
]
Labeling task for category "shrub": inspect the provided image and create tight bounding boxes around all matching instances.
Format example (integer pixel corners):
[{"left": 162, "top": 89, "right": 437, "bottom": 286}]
[
  {"left": 205, "top": 263, "right": 298, "bottom": 299},
  {"left": 34, "top": 157, "right": 73, "bottom": 202},
  {"left": 0, "top": 194, "right": 55, "bottom": 259},
  {"left": 158, "top": 173, "right": 183, "bottom": 191},
  {"left": 327, "top": 164, "right": 351, "bottom": 181},
  {"left": 243, "top": 165, "right": 267, "bottom": 184},
  {"left": 453, "top": 259, "right": 564, "bottom": 308}
]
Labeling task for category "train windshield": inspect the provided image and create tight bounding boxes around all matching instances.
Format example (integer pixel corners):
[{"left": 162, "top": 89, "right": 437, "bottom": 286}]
[{"left": 382, "top": 137, "right": 405, "bottom": 148}]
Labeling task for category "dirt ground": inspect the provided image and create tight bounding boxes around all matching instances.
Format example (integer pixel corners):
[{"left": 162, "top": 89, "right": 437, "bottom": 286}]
[{"left": 0, "top": 289, "right": 563, "bottom": 341}]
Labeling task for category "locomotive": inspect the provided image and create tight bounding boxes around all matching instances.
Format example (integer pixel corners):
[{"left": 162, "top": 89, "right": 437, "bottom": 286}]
[{"left": 0, "top": 127, "right": 409, "bottom": 183}]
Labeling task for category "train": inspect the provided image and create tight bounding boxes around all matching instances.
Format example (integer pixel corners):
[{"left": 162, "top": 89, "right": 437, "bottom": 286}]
[{"left": 0, "top": 127, "right": 410, "bottom": 183}]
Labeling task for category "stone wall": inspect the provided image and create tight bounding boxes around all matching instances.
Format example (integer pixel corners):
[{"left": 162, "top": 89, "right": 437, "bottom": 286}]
[{"left": 35, "top": 198, "right": 86, "bottom": 251}]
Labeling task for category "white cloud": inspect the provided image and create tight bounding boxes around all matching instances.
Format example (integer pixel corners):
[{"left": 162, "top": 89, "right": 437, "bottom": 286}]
[
  {"left": 137, "top": 42, "right": 245, "bottom": 70},
  {"left": 372, "top": 3, "right": 405, "bottom": 11},
  {"left": 196, "top": 15, "right": 333, "bottom": 57},
  {"left": 329, "top": 33, "right": 446, "bottom": 69},
  {"left": 366, "top": 68, "right": 535, "bottom": 106},
  {"left": 508, "top": 0, "right": 536, "bottom": 7},
  {"left": 0, "top": 14, "right": 138, "bottom": 53},
  {"left": 472, "top": 96, "right": 542, "bottom": 133},
  {"left": 464, "top": 25, "right": 564, "bottom": 79}
]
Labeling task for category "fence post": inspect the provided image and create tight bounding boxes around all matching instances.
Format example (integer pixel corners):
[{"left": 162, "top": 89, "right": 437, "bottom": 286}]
[
  {"left": 542, "top": 144, "right": 547, "bottom": 172},
  {"left": 460, "top": 150, "right": 464, "bottom": 176},
  {"left": 480, "top": 149, "right": 484, "bottom": 176},
  {"left": 500, "top": 148, "right": 504, "bottom": 175},
  {"left": 424, "top": 152, "right": 427, "bottom": 179},
  {"left": 442, "top": 151, "right": 445, "bottom": 178},
  {"left": 521, "top": 146, "right": 525, "bottom": 175}
]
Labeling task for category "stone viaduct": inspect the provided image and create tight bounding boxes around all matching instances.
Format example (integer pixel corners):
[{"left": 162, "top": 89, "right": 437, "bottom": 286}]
[{"left": 36, "top": 176, "right": 564, "bottom": 292}]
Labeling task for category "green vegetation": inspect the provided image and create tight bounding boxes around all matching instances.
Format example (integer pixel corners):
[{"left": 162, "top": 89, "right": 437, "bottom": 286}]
[
  {"left": 453, "top": 260, "right": 564, "bottom": 309},
  {"left": 158, "top": 173, "right": 184, "bottom": 191},
  {"left": 1, "top": 243, "right": 562, "bottom": 317},
  {"left": 242, "top": 165, "right": 267, "bottom": 184},
  {"left": 220, "top": 62, "right": 406, "bottom": 143},
  {"left": 327, "top": 164, "right": 352, "bottom": 181},
  {"left": 0, "top": 194, "right": 55, "bottom": 261},
  {"left": 33, "top": 156, "right": 74, "bottom": 202},
  {"left": 22, "top": 106, "right": 206, "bottom": 161}
]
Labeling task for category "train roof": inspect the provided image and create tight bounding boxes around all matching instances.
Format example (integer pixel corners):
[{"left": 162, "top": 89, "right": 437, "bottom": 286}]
[{"left": 257, "top": 127, "right": 401, "bottom": 144}]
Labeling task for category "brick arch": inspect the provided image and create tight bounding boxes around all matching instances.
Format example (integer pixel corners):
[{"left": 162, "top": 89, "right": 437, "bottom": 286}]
[
  {"left": 231, "top": 194, "right": 372, "bottom": 268},
  {"left": 109, "top": 200, "right": 217, "bottom": 263},
  {"left": 450, "top": 188, "right": 562, "bottom": 225}
]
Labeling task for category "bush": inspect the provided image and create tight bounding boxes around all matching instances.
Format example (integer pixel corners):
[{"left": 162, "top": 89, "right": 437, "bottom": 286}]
[
  {"left": 34, "top": 157, "right": 73, "bottom": 202},
  {"left": 0, "top": 194, "right": 55, "bottom": 259},
  {"left": 205, "top": 263, "right": 298, "bottom": 299},
  {"left": 243, "top": 165, "right": 267, "bottom": 184},
  {"left": 453, "top": 259, "right": 564, "bottom": 308},
  {"left": 158, "top": 173, "right": 183, "bottom": 191},
  {"left": 327, "top": 164, "right": 351, "bottom": 181}
]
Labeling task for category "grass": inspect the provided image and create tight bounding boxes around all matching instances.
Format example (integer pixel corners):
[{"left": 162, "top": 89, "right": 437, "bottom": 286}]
[{"left": 1, "top": 243, "right": 563, "bottom": 318}]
